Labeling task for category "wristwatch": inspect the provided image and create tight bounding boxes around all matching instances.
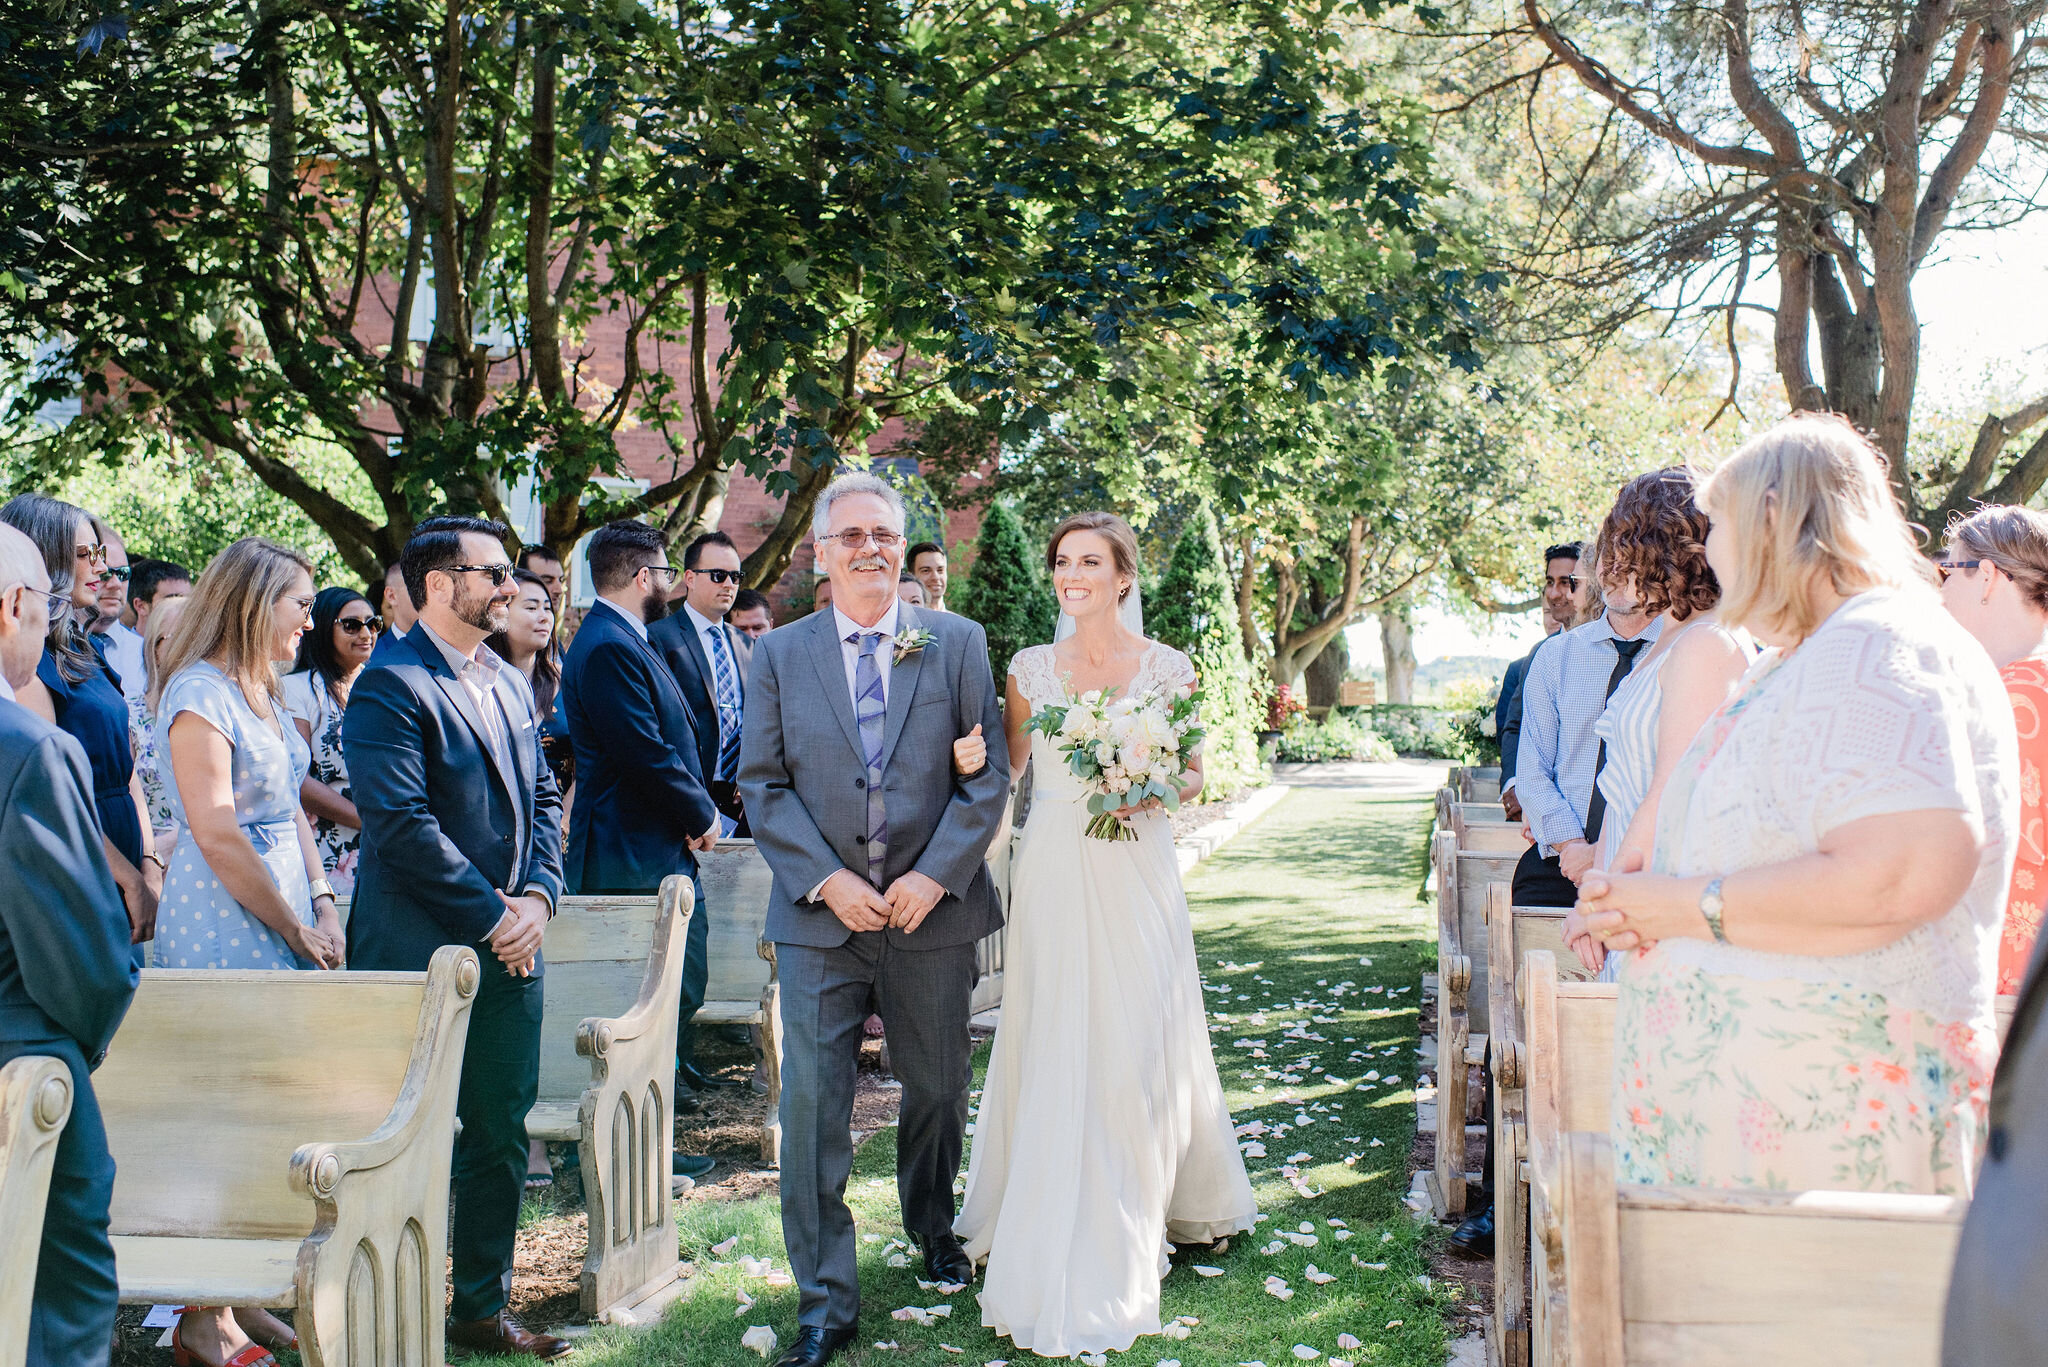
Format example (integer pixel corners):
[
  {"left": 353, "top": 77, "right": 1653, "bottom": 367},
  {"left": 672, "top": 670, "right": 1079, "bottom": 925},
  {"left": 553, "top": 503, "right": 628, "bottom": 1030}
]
[
  {"left": 1698, "top": 877, "right": 1728, "bottom": 943},
  {"left": 308, "top": 878, "right": 337, "bottom": 903}
]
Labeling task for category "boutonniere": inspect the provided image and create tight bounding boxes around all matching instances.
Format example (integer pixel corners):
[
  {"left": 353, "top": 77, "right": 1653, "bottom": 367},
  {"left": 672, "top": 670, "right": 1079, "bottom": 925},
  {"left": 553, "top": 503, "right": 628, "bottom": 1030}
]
[{"left": 892, "top": 626, "right": 936, "bottom": 665}]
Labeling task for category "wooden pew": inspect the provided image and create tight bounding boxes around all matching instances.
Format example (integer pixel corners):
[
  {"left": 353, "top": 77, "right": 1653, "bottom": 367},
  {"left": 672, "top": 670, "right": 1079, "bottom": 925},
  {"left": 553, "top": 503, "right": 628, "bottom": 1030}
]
[
  {"left": 1521, "top": 950, "right": 1984, "bottom": 1367},
  {"left": 97, "top": 946, "right": 478, "bottom": 1367},
  {"left": 1451, "top": 765, "right": 1503, "bottom": 804},
  {"left": 1430, "top": 831, "right": 1522, "bottom": 1215},
  {"left": 523, "top": 877, "right": 697, "bottom": 1324},
  {"left": 0, "top": 1056, "right": 71, "bottom": 1367}
]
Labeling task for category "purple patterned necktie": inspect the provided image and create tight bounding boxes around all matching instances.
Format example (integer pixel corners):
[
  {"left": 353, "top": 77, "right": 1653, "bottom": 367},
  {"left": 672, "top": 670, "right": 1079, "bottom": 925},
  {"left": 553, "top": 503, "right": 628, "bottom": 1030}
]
[{"left": 852, "top": 631, "right": 888, "bottom": 886}]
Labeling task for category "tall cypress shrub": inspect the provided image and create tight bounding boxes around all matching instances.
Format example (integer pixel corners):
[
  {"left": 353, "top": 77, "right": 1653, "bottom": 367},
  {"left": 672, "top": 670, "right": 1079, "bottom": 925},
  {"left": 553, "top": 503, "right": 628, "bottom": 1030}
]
[
  {"left": 954, "top": 500, "right": 1056, "bottom": 675},
  {"left": 1150, "top": 509, "right": 1265, "bottom": 796}
]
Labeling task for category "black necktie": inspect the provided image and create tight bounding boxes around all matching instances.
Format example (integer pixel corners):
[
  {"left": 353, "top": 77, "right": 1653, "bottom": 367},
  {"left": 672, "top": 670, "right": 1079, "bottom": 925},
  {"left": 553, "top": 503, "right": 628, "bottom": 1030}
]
[{"left": 1582, "top": 636, "right": 1650, "bottom": 843}]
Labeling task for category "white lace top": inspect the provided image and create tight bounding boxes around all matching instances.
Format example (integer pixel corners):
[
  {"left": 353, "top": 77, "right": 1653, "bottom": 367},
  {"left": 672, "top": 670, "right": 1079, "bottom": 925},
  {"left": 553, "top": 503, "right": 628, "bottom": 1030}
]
[
  {"left": 1652, "top": 588, "right": 2018, "bottom": 1027},
  {"left": 1009, "top": 642, "right": 1199, "bottom": 804}
]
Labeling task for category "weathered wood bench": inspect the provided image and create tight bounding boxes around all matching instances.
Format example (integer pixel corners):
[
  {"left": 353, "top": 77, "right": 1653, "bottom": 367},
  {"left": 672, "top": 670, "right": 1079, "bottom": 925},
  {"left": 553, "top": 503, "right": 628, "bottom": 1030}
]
[
  {"left": 96, "top": 946, "right": 478, "bottom": 1367},
  {"left": 1519, "top": 949, "right": 2011, "bottom": 1367},
  {"left": 522, "top": 877, "right": 697, "bottom": 1325},
  {"left": 1430, "top": 829, "right": 1522, "bottom": 1215},
  {"left": 1450, "top": 765, "right": 1503, "bottom": 804},
  {"left": 0, "top": 1055, "right": 72, "bottom": 1367}
]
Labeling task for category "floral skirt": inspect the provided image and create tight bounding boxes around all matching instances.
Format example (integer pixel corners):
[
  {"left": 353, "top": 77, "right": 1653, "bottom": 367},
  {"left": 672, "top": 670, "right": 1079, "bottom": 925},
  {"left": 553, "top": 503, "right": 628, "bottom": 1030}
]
[{"left": 1611, "top": 948, "right": 1995, "bottom": 1195}]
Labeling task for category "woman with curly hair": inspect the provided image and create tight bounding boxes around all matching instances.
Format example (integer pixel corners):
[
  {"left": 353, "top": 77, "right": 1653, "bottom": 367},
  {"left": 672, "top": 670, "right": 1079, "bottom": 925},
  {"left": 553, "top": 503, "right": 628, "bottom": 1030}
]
[
  {"left": 1578, "top": 414, "right": 2016, "bottom": 1195},
  {"left": 1562, "top": 467, "right": 1753, "bottom": 977}
]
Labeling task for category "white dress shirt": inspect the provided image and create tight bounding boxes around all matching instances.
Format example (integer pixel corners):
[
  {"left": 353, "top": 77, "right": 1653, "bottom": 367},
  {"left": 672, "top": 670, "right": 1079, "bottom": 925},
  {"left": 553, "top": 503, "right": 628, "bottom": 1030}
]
[
  {"left": 0, "top": 673, "right": 13, "bottom": 703},
  {"left": 830, "top": 598, "right": 901, "bottom": 702},
  {"left": 683, "top": 601, "right": 741, "bottom": 745},
  {"left": 100, "top": 622, "right": 147, "bottom": 701}
]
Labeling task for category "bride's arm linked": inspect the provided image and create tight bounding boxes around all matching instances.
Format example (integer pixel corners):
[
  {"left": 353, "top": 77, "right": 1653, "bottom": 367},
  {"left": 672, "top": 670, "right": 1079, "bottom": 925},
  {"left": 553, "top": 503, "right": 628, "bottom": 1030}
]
[{"left": 1001, "top": 672, "right": 1033, "bottom": 783}]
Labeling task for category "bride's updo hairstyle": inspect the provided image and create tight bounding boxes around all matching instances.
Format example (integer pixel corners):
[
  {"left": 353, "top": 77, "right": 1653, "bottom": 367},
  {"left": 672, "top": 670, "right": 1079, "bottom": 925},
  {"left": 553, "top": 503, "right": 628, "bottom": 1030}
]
[
  {"left": 1698, "top": 412, "right": 1930, "bottom": 645},
  {"left": 1046, "top": 511, "right": 1140, "bottom": 603}
]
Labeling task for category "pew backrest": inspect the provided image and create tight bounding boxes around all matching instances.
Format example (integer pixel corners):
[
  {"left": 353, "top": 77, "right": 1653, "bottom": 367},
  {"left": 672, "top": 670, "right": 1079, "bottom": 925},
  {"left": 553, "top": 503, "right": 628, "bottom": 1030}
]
[
  {"left": 1438, "top": 845, "right": 1523, "bottom": 1036},
  {"left": 700, "top": 839, "right": 774, "bottom": 1010},
  {"left": 97, "top": 963, "right": 467, "bottom": 1241},
  {"left": 0, "top": 1055, "right": 71, "bottom": 1367}
]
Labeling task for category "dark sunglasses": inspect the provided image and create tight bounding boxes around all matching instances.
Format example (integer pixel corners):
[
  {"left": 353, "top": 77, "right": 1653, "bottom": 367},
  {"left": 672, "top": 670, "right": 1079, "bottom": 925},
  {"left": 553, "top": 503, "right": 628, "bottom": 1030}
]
[
  {"left": 337, "top": 616, "right": 385, "bottom": 635},
  {"left": 1936, "top": 559, "right": 1983, "bottom": 584},
  {"left": 692, "top": 568, "right": 742, "bottom": 585},
  {"left": 100, "top": 565, "right": 132, "bottom": 583},
  {"left": 441, "top": 563, "right": 515, "bottom": 587}
]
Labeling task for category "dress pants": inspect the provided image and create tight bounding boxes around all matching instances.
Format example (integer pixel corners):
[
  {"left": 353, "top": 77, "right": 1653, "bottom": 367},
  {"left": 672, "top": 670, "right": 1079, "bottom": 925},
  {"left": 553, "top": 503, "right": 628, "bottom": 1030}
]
[
  {"left": 4, "top": 1036, "right": 117, "bottom": 1367},
  {"left": 672, "top": 870, "right": 709, "bottom": 1070},
  {"left": 776, "top": 933, "right": 976, "bottom": 1331},
  {"left": 449, "top": 959, "right": 544, "bottom": 1323}
]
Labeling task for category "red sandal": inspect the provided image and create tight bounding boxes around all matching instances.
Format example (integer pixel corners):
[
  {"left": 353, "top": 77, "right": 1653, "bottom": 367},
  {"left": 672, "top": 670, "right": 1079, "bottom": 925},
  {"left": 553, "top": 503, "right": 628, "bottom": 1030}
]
[{"left": 172, "top": 1309, "right": 279, "bottom": 1367}]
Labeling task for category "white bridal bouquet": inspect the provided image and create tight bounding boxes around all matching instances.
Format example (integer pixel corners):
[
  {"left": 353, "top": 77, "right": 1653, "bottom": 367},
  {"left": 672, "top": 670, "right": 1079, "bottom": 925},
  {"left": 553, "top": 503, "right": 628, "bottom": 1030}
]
[{"left": 1026, "top": 685, "right": 1205, "bottom": 841}]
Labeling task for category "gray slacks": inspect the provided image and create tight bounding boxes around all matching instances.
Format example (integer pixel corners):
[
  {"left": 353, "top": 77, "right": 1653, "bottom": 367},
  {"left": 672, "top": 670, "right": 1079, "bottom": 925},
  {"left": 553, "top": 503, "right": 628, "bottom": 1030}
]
[{"left": 776, "top": 933, "right": 976, "bottom": 1331}]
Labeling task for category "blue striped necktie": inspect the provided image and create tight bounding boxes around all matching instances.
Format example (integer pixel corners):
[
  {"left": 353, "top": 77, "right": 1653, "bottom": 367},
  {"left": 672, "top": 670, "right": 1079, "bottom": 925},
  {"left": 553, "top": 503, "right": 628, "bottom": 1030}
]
[
  {"left": 706, "top": 623, "right": 743, "bottom": 781},
  {"left": 851, "top": 630, "right": 888, "bottom": 886}
]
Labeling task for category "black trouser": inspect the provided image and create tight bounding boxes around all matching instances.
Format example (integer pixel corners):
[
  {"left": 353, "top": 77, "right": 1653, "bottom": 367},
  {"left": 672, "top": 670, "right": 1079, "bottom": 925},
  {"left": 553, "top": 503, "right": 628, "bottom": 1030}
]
[
  {"left": 6, "top": 1036, "right": 117, "bottom": 1367},
  {"left": 1464, "top": 845, "right": 1580, "bottom": 1215},
  {"left": 450, "top": 962, "right": 544, "bottom": 1323}
]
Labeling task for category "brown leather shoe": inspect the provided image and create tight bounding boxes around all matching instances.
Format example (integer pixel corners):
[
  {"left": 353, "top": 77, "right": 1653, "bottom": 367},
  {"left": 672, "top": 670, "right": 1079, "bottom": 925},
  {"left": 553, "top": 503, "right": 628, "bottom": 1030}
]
[{"left": 446, "top": 1312, "right": 572, "bottom": 1360}]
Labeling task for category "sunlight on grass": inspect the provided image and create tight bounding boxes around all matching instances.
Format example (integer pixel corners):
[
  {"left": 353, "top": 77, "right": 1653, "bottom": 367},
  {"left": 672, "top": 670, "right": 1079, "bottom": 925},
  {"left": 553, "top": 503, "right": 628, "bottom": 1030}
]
[{"left": 531, "top": 785, "right": 1451, "bottom": 1367}]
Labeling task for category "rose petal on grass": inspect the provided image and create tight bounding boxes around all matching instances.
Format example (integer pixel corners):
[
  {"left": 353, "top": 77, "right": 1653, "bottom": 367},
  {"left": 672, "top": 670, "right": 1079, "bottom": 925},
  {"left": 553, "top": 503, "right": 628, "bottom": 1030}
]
[
  {"left": 1193, "top": 1265, "right": 1226, "bottom": 1278},
  {"left": 1303, "top": 1265, "right": 1336, "bottom": 1285},
  {"left": 1292, "top": 1346, "right": 1321, "bottom": 1359},
  {"left": 712, "top": 1236, "right": 741, "bottom": 1257},
  {"left": 1336, "top": 1334, "right": 1362, "bottom": 1351},
  {"left": 1161, "top": 1323, "right": 1193, "bottom": 1340}
]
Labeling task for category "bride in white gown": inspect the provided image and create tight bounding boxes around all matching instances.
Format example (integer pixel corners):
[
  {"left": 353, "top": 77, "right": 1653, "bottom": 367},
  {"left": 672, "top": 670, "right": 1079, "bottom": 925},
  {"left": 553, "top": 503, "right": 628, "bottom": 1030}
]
[{"left": 952, "top": 511, "right": 1258, "bottom": 1357}]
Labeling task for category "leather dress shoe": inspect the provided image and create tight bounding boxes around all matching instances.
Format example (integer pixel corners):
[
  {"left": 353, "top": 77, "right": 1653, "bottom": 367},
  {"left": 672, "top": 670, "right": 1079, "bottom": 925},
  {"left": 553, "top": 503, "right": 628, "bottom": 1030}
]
[
  {"left": 674, "top": 1153, "right": 717, "bottom": 1180},
  {"left": 446, "top": 1311, "right": 572, "bottom": 1360},
  {"left": 909, "top": 1230, "right": 975, "bottom": 1286},
  {"left": 1447, "top": 1203, "right": 1495, "bottom": 1258},
  {"left": 771, "top": 1324, "right": 858, "bottom": 1367},
  {"left": 679, "top": 1061, "right": 742, "bottom": 1091}
]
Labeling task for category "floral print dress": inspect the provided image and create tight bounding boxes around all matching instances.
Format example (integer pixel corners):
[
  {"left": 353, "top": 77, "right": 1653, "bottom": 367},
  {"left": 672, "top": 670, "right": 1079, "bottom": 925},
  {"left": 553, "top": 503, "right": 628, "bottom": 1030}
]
[
  {"left": 1612, "top": 589, "right": 2017, "bottom": 1196},
  {"left": 283, "top": 670, "right": 360, "bottom": 895}
]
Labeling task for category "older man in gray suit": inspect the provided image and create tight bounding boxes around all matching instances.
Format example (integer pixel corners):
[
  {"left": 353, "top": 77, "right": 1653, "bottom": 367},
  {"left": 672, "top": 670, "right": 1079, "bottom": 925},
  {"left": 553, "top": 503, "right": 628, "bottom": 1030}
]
[
  {"left": 740, "top": 473, "right": 1009, "bottom": 1367},
  {"left": 1945, "top": 931, "right": 2048, "bottom": 1363}
]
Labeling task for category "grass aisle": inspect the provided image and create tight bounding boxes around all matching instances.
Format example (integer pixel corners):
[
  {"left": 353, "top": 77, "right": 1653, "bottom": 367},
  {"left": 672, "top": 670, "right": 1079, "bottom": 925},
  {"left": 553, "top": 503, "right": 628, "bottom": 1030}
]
[{"left": 563, "top": 785, "right": 1451, "bottom": 1367}]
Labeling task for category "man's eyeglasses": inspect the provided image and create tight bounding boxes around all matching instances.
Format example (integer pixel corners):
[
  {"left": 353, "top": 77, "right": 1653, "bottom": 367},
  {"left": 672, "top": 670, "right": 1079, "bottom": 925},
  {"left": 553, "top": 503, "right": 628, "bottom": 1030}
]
[
  {"left": 825, "top": 529, "right": 905, "bottom": 550},
  {"left": 640, "top": 563, "right": 682, "bottom": 585},
  {"left": 337, "top": 616, "right": 385, "bottom": 635},
  {"left": 3, "top": 583, "right": 68, "bottom": 619},
  {"left": 691, "top": 568, "right": 742, "bottom": 585},
  {"left": 101, "top": 565, "right": 132, "bottom": 584},
  {"left": 441, "top": 563, "right": 515, "bottom": 587},
  {"left": 1936, "top": 559, "right": 1983, "bottom": 584}
]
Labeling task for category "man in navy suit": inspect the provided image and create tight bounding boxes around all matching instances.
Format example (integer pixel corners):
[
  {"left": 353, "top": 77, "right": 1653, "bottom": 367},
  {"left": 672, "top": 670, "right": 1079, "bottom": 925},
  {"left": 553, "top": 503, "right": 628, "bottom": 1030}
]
[
  {"left": 648, "top": 530, "right": 752, "bottom": 1105},
  {"left": 0, "top": 522, "right": 138, "bottom": 1367},
  {"left": 343, "top": 516, "right": 570, "bottom": 1361},
  {"left": 561, "top": 519, "right": 723, "bottom": 1179},
  {"left": 364, "top": 559, "right": 416, "bottom": 669}
]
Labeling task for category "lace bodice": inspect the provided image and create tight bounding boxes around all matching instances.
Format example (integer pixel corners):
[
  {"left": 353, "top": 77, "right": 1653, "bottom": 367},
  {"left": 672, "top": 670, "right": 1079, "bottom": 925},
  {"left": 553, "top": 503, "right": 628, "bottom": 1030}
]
[
  {"left": 1652, "top": 589, "right": 2019, "bottom": 1027},
  {"left": 1008, "top": 642, "right": 1198, "bottom": 803}
]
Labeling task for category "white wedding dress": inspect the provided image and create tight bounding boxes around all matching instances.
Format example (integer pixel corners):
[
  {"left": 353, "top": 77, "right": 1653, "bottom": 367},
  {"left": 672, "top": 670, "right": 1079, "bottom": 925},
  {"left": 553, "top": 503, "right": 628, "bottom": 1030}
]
[{"left": 955, "top": 641, "right": 1258, "bottom": 1357}]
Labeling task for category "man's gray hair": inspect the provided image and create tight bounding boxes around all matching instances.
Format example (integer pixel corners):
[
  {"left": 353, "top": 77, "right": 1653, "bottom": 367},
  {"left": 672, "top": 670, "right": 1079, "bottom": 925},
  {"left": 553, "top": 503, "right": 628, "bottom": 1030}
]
[
  {"left": 0, "top": 524, "right": 43, "bottom": 590},
  {"left": 811, "top": 472, "right": 906, "bottom": 541}
]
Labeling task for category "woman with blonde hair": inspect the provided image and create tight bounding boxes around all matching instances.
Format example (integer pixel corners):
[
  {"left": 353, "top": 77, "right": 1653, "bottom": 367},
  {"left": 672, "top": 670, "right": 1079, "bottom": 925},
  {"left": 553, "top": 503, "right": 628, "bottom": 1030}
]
[
  {"left": 152, "top": 538, "right": 342, "bottom": 1367},
  {"left": 1578, "top": 413, "right": 2016, "bottom": 1195},
  {"left": 1939, "top": 504, "right": 2048, "bottom": 992}
]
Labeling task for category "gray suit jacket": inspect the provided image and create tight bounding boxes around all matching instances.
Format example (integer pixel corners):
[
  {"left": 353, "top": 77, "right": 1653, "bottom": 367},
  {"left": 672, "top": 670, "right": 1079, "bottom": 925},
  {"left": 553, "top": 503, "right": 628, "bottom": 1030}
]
[
  {"left": 738, "top": 603, "right": 1009, "bottom": 951},
  {"left": 1944, "top": 931, "right": 2048, "bottom": 1363}
]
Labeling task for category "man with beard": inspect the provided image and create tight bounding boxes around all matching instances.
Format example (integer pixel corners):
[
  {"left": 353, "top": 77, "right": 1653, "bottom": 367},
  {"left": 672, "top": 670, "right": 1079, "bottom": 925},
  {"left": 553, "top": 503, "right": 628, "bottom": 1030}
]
[
  {"left": 342, "top": 516, "right": 571, "bottom": 1360},
  {"left": 559, "top": 521, "right": 724, "bottom": 1180}
]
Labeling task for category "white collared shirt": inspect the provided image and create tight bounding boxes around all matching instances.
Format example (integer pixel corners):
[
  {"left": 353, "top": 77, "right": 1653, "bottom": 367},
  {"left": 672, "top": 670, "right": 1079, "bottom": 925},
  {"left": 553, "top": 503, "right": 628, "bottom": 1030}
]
[
  {"left": 830, "top": 598, "right": 902, "bottom": 706},
  {"left": 100, "top": 622, "right": 147, "bottom": 701},
  {"left": 684, "top": 601, "right": 740, "bottom": 740},
  {"left": 0, "top": 673, "right": 13, "bottom": 703},
  {"left": 591, "top": 595, "right": 650, "bottom": 642}
]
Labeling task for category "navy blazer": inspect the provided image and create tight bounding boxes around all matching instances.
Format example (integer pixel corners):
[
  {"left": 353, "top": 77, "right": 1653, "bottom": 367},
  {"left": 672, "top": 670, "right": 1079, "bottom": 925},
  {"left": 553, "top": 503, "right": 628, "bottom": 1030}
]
[
  {"left": 0, "top": 699, "right": 136, "bottom": 1060},
  {"left": 562, "top": 602, "right": 721, "bottom": 894},
  {"left": 648, "top": 608, "right": 741, "bottom": 785},
  {"left": 341, "top": 624, "right": 565, "bottom": 973}
]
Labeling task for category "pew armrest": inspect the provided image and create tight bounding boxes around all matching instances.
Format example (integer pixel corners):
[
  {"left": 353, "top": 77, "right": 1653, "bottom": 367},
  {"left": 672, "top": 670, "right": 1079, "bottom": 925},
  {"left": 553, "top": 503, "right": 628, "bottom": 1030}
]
[
  {"left": 0, "top": 1056, "right": 73, "bottom": 1367},
  {"left": 287, "top": 945, "right": 479, "bottom": 1367}
]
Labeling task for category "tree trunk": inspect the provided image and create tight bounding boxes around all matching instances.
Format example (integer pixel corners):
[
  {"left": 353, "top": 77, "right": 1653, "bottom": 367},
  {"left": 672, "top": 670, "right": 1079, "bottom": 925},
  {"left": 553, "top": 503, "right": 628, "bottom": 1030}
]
[
  {"left": 1304, "top": 627, "right": 1349, "bottom": 709},
  {"left": 1379, "top": 600, "right": 1416, "bottom": 704}
]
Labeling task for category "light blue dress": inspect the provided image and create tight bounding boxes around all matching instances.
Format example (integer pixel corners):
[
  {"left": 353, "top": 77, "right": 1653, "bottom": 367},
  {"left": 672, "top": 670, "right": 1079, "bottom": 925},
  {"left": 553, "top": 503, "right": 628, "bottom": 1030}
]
[{"left": 153, "top": 662, "right": 317, "bottom": 970}]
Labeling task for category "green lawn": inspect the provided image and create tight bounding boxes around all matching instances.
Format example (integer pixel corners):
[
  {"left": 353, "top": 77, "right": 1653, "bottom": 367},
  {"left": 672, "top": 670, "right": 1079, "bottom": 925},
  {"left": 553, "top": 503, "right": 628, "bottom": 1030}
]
[{"left": 540, "top": 785, "right": 1452, "bottom": 1367}]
